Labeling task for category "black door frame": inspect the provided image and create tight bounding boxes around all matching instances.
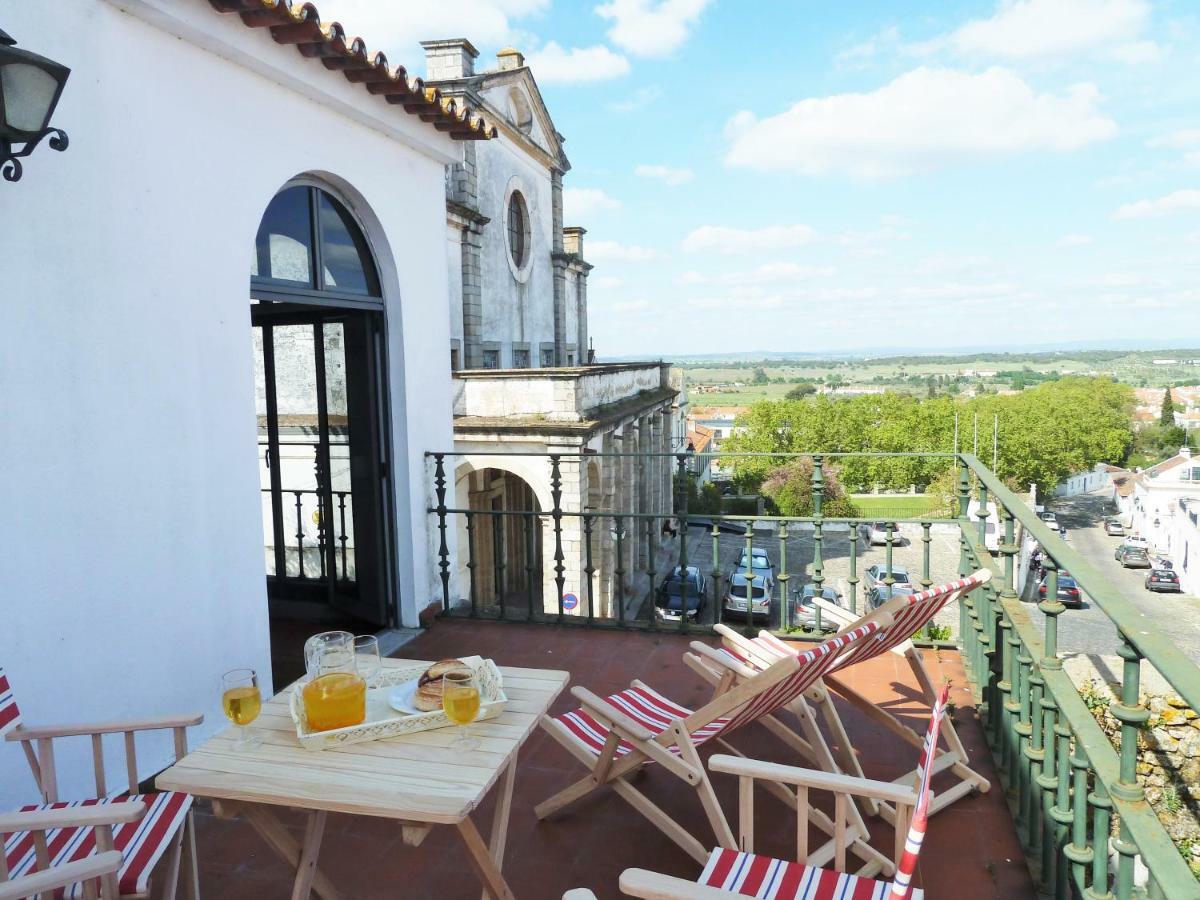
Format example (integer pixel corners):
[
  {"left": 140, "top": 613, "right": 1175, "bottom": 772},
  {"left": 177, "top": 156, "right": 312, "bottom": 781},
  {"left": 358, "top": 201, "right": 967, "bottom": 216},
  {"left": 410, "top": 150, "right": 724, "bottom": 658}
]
[{"left": 250, "top": 182, "right": 399, "bottom": 628}]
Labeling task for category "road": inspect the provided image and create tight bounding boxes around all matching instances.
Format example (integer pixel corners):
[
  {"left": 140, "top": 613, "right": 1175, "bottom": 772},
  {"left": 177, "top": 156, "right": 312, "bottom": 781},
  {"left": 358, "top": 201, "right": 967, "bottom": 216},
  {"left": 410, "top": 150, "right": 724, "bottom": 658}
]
[{"left": 1028, "top": 491, "right": 1200, "bottom": 662}]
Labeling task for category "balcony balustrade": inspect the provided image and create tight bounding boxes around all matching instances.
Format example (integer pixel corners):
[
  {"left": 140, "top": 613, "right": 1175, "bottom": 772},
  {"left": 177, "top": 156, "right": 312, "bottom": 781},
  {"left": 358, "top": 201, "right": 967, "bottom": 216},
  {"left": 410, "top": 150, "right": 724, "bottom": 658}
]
[{"left": 425, "top": 449, "right": 1200, "bottom": 898}]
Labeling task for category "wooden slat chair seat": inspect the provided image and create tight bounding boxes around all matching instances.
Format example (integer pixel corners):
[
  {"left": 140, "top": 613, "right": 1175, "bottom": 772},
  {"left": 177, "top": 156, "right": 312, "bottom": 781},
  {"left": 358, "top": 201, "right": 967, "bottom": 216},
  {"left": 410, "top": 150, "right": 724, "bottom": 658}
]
[
  {"left": 4, "top": 795, "right": 192, "bottom": 899},
  {"left": 537, "top": 621, "right": 895, "bottom": 873},
  {"left": 566, "top": 687, "right": 951, "bottom": 900},
  {"left": 0, "top": 666, "right": 202, "bottom": 899},
  {"left": 689, "top": 570, "right": 991, "bottom": 826}
]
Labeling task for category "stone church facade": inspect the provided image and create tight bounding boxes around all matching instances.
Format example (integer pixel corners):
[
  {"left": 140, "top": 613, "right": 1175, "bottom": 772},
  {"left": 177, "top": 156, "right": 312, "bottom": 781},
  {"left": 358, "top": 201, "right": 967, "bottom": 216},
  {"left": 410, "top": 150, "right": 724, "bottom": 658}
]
[{"left": 423, "top": 40, "right": 684, "bottom": 618}]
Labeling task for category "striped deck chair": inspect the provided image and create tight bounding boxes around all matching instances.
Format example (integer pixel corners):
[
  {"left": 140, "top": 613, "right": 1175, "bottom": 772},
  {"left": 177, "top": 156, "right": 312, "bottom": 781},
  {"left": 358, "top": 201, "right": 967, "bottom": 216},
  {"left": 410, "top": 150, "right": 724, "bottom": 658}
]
[
  {"left": 1, "top": 666, "right": 200, "bottom": 899},
  {"left": 690, "top": 571, "right": 991, "bottom": 826},
  {"left": 535, "top": 620, "right": 895, "bottom": 873},
  {"left": 567, "top": 687, "right": 951, "bottom": 900}
]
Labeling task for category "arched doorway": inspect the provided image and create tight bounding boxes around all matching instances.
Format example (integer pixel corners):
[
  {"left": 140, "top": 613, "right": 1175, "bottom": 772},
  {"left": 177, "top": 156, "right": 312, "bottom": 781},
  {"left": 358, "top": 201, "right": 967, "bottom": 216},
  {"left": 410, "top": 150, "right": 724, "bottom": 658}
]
[
  {"left": 454, "top": 465, "right": 543, "bottom": 613},
  {"left": 251, "top": 183, "right": 395, "bottom": 630}
]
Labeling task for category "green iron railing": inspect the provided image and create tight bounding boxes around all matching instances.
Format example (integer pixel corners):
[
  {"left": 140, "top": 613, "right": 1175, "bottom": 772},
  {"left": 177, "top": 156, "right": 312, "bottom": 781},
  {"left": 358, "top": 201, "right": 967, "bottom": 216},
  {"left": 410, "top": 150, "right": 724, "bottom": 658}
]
[{"left": 426, "top": 450, "right": 1200, "bottom": 897}]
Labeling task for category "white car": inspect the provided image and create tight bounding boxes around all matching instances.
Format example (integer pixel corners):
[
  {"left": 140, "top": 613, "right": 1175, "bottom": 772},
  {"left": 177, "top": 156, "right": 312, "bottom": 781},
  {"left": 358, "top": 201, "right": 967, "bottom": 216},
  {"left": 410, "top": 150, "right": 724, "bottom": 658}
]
[
  {"left": 858, "top": 522, "right": 900, "bottom": 546},
  {"left": 1038, "top": 510, "right": 1058, "bottom": 530}
]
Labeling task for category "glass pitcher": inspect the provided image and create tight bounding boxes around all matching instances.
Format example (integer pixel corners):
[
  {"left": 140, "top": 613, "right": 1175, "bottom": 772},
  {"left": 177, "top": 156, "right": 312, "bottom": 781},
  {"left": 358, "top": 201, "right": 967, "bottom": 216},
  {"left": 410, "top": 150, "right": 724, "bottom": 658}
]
[{"left": 302, "top": 631, "right": 367, "bottom": 731}]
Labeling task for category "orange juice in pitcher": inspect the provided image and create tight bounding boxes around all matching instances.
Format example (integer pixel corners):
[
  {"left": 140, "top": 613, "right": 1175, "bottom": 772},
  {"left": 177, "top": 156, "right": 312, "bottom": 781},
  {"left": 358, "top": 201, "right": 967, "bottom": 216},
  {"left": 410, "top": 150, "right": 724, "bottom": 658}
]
[{"left": 302, "top": 631, "right": 367, "bottom": 731}]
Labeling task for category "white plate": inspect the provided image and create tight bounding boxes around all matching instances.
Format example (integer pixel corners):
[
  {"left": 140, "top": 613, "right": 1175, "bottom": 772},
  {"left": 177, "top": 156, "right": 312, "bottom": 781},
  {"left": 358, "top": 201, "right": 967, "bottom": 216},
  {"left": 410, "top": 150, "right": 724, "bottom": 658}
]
[{"left": 387, "top": 679, "right": 425, "bottom": 716}]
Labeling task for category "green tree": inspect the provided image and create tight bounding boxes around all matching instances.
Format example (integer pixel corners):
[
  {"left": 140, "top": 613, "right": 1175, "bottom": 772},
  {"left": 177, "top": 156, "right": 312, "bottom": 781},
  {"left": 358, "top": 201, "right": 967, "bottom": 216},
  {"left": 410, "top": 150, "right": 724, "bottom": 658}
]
[
  {"left": 1162, "top": 388, "right": 1176, "bottom": 426},
  {"left": 785, "top": 382, "right": 817, "bottom": 400},
  {"left": 760, "top": 458, "right": 859, "bottom": 517},
  {"left": 751, "top": 367, "right": 768, "bottom": 384}
]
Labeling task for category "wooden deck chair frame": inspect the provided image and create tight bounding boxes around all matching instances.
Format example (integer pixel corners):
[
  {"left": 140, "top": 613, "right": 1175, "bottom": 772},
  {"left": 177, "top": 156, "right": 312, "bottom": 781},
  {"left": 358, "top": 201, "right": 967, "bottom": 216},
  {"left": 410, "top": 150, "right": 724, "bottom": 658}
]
[
  {"left": 689, "top": 570, "right": 991, "bottom": 826},
  {"left": 535, "top": 620, "right": 896, "bottom": 875},
  {"left": 0, "top": 802, "right": 146, "bottom": 900},
  {"left": 566, "top": 687, "right": 952, "bottom": 900},
  {"left": 1, "top": 667, "right": 202, "bottom": 900}
]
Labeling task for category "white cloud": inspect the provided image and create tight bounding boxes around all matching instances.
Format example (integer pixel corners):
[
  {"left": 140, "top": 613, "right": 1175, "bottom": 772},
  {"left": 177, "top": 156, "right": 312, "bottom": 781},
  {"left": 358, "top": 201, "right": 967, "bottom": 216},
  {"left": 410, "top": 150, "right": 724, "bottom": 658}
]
[
  {"left": 318, "top": 0, "right": 548, "bottom": 56},
  {"left": 681, "top": 224, "right": 816, "bottom": 255},
  {"left": 563, "top": 188, "right": 621, "bottom": 219},
  {"left": 1056, "top": 234, "right": 1094, "bottom": 247},
  {"left": 595, "top": 0, "right": 713, "bottom": 58},
  {"left": 588, "top": 240, "right": 660, "bottom": 262},
  {"left": 836, "top": 26, "right": 901, "bottom": 67},
  {"left": 607, "top": 85, "right": 663, "bottom": 112},
  {"left": 932, "top": 0, "right": 1159, "bottom": 65},
  {"left": 592, "top": 275, "right": 624, "bottom": 290},
  {"left": 635, "top": 164, "right": 694, "bottom": 186},
  {"left": 900, "top": 282, "right": 1016, "bottom": 300},
  {"left": 678, "top": 263, "right": 835, "bottom": 286},
  {"left": 524, "top": 42, "right": 630, "bottom": 83},
  {"left": 1115, "top": 189, "right": 1200, "bottom": 220},
  {"left": 689, "top": 294, "right": 784, "bottom": 311},
  {"left": 724, "top": 67, "right": 1117, "bottom": 179},
  {"left": 1148, "top": 129, "right": 1200, "bottom": 150}
]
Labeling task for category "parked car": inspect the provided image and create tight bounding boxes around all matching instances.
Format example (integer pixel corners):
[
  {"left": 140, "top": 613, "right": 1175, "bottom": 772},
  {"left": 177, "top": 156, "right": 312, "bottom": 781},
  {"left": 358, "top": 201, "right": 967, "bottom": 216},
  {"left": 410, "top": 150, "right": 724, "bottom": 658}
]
[
  {"left": 723, "top": 571, "right": 772, "bottom": 621},
  {"left": 859, "top": 522, "right": 900, "bottom": 546},
  {"left": 687, "top": 517, "right": 746, "bottom": 535},
  {"left": 1103, "top": 519, "right": 1125, "bottom": 537},
  {"left": 866, "top": 583, "right": 916, "bottom": 610},
  {"left": 1037, "top": 510, "right": 1058, "bottom": 530},
  {"left": 656, "top": 566, "right": 707, "bottom": 622},
  {"left": 1124, "top": 535, "right": 1150, "bottom": 550},
  {"left": 735, "top": 547, "right": 774, "bottom": 573},
  {"left": 1145, "top": 569, "right": 1182, "bottom": 593},
  {"left": 794, "top": 584, "right": 842, "bottom": 632},
  {"left": 1038, "top": 572, "right": 1083, "bottom": 608},
  {"left": 1114, "top": 545, "right": 1152, "bottom": 569},
  {"left": 864, "top": 563, "right": 912, "bottom": 591}
]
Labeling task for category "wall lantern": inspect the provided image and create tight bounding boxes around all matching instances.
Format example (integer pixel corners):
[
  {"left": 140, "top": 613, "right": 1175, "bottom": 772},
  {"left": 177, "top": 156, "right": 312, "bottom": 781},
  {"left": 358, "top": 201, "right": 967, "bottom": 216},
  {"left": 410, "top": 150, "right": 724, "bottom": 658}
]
[{"left": 0, "top": 29, "right": 70, "bottom": 183}]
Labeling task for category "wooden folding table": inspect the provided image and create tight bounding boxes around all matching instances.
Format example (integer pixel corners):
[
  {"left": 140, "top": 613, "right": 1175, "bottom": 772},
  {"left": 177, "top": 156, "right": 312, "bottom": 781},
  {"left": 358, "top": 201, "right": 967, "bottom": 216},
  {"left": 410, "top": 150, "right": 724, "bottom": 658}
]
[{"left": 156, "top": 658, "right": 569, "bottom": 900}]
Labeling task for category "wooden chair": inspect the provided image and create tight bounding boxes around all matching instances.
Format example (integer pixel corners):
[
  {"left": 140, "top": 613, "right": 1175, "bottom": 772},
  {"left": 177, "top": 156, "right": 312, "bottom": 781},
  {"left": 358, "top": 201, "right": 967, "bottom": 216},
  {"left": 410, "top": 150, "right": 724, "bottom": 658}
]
[
  {"left": 0, "top": 801, "right": 145, "bottom": 900},
  {"left": 1, "top": 666, "right": 201, "bottom": 899},
  {"left": 535, "top": 620, "right": 896, "bottom": 875},
  {"left": 689, "top": 571, "right": 991, "bottom": 825},
  {"left": 566, "top": 687, "right": 950, "bottom": 900}
]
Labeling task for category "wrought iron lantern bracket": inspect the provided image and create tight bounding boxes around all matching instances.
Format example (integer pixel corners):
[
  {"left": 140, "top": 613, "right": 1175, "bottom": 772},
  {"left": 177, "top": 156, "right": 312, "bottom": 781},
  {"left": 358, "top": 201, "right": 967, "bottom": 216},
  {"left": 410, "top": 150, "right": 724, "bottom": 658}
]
[{"left": 0, "top": 29, "right": 71, "bottom": 183}]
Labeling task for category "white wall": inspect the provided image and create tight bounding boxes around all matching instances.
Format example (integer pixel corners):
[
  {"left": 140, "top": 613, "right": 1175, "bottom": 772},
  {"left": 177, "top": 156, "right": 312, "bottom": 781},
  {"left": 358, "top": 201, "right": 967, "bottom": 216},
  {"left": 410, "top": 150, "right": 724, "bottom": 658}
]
[
  {"left": 0, "top": 0, "right": 458, "bottom": 805},
  {"left": 1054, "top": 466, "right": 1112, "bottom": 498}
]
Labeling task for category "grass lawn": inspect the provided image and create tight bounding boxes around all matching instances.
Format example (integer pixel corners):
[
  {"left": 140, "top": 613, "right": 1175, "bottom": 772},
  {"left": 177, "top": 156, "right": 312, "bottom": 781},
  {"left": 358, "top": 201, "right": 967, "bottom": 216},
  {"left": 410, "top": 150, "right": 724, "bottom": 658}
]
[{"left": 850, "top": 494, "right": 945, "bottom": 519}]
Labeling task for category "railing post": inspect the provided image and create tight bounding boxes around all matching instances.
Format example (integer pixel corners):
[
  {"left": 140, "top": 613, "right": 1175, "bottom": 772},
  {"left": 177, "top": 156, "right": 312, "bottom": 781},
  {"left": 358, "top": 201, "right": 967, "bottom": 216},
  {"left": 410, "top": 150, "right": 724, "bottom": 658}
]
[
  {"left": 465, "top": 510, "right": 478, "bottom": 618},
  {"left": 884, "top": 522, "right": 895, "bottom": 588},
  {"left": 1111, "top": 635, "right": 1149, "bottom": 900},
  {"left": 995, "top": 507, "right": 1018, "bottom": 774},
  {"left": 1062, "top": 743, "right": 1095, "bottom": 894},
  {"left": 811, "top": 454, "right": 824, "bottom": 517},
  {"left": 847, "top": 532, "right": 859, "bottom": 617},
  {"left": 710, "top": 522, "right": 722, "bottom": 627},
  {"left": 1089, "top": 777, "right": 1113, "bottom": 899},
  {"left": 675, "top": 454, "right": 690, "bottom": 634},
  {"left": 583, "top": 513, "right": 596, "bottom": 626},
  {"left": 433, "top": 453, "right": 450, "bottom": 613},
  {"left": 777, "top": 523, "right": 790, "bottom": 632},
  {"left": 524, "top": 511, "right": 537, "bottom": 623},
  {"left": 548, "top": 455, "right": 567, "bottom": 624},
  {"left": 644, "top": 514, "right": 657, "bottom": 623},
  {"left": 742, "top": 517, "right": 756, "bottom": 637},
  {"left": 920, "top": 522, "right": 933, "bottom": 591},
  {"left": 613, "top": 514, "right": 627, "bottom": 627}
]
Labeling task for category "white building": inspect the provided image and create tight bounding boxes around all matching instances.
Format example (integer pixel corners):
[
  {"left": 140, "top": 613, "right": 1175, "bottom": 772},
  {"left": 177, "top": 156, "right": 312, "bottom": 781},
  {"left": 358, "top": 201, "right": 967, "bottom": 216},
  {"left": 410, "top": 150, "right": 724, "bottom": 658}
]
[
  {"left": 0, "top": 0, "right": 496, "bottom": 806},
  {"left": 1118, "top": 448, "right": 1200, "bottom": 558}
]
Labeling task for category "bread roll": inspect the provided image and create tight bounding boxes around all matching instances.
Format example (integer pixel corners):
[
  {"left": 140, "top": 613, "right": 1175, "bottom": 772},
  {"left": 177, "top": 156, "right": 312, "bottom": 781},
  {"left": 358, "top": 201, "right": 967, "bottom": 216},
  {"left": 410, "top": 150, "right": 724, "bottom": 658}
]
[{"left": 413, "top": 659, "right": 472, "bottom": 711}]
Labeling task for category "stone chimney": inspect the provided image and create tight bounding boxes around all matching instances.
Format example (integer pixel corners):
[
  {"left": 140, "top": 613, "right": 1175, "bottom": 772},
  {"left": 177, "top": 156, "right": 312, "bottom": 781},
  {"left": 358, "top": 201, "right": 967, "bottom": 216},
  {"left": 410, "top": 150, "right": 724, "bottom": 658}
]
[
  {"left": 562, "top": 226, "right": 586, "bottom": 258},
  {"left": 420, "top": 39, "right": 479, "bottom": 80},
  {"left": 496, "top": 47, "right": 525, "bottom": 71}
]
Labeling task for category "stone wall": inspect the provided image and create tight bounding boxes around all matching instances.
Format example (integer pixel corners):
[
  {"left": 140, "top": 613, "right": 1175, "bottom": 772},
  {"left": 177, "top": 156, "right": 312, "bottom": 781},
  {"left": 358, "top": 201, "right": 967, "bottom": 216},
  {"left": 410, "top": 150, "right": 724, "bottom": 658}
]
[{"left": 1067, "top": 657, "right": 1200, "bottom": 877}]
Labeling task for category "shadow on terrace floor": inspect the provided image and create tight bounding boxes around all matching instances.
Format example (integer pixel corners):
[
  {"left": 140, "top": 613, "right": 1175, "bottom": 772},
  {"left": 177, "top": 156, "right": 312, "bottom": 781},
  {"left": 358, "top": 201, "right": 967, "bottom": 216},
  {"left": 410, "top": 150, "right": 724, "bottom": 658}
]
[{"left": 193, "top": 620, "right": 1034, "bottom": 899}]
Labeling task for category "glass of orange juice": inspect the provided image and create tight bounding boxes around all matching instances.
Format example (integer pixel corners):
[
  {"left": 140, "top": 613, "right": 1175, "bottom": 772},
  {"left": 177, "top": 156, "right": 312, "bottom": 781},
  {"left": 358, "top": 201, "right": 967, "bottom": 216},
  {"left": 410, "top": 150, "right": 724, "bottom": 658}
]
[
  {"left": 221, "top": 668, "right": 262, "bottom": 750},
  {"left": 443, "top": 670, "right": 481, "bottom": 751}
]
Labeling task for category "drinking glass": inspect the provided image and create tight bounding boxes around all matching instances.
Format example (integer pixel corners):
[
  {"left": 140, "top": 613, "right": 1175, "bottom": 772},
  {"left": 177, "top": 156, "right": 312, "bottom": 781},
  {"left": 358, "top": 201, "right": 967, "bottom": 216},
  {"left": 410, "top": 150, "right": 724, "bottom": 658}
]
[
  {"left": 221, "top": 668, "right": 262, "bottom": 750},
  {"left": 442, "top": 670, "right": 481, "bottom": 751},
  {"left": 354, "top": 634, "right": 382, "bottom": 687}
]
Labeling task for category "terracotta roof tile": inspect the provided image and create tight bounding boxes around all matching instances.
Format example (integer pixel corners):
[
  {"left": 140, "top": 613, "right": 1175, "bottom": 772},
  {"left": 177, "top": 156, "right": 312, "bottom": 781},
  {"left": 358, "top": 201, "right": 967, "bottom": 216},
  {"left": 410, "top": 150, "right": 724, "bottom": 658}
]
[{"left": 207, "top": 1, "right": 497, "bottom": 140}]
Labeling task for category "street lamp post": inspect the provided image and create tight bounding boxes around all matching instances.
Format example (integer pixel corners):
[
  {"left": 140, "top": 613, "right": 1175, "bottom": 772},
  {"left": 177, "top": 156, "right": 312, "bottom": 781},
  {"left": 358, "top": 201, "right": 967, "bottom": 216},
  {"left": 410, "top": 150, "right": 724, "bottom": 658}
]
[{"left": 0, "top": 29, "right": 70, "bottom": 183}]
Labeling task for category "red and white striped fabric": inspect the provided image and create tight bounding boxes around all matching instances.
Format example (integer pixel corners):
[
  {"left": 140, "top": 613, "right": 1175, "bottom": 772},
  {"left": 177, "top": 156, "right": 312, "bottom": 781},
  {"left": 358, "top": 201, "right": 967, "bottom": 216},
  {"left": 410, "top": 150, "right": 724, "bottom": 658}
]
[
  {"left": 4, "top": 793, "right": 192, "bottom": 899},
  {"left": 698, "top": 848, "right": 920, "bottom": 899},
  {"left": 886, "top": 684, "right": 949, "bottom": 900},
  {"left": 693, "top": 691, "right": 948, "bottom": 900},
  {"left": 554, "top": 623, "right": 880, "bottom": 759},
  {"left": 761, "top": 573, "right": 987, "bottom": 674},
  {"left": 0, "top": 667, "right": 21, "bottom": 736}
]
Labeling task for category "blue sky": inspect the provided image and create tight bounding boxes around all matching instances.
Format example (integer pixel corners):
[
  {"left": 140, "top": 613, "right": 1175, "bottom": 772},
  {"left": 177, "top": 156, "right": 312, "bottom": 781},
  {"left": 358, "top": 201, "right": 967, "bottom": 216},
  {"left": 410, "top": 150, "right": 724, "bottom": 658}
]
[{"left": 323, "top": 1, "right": 1200, "bottom": 357}]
